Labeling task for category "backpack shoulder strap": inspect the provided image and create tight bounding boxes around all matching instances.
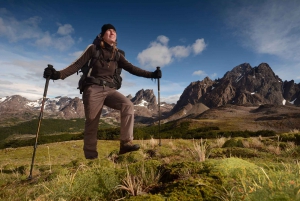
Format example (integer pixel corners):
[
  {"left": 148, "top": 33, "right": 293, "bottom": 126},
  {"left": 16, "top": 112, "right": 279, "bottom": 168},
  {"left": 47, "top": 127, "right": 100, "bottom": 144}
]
[{"left": 87, "top": 48, "right": 101, "bottom": 77}]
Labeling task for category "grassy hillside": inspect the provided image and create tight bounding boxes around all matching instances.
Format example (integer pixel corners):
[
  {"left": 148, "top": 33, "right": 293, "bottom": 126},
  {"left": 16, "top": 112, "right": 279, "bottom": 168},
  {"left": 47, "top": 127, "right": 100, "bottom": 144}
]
[
  {"left": 0, "top": 118, "right": 116, "bottom": 148},
  {"left": 1, "top": 116, "right": 300, "bottom": 200},
  {"left": 0, "top": 118, "right": 277, "bottom": 149},
  {"left": 1, "top": 134, "right": 300, "bottom": 200}
]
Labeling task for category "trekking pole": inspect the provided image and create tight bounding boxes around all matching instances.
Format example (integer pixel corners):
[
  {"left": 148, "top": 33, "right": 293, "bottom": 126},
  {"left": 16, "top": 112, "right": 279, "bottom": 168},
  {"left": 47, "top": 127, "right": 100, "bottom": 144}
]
[
  {"left": 28, "top": 64, "right": 53, "bottom": 180},
  {"left": 157, "top": 67, "right": 161, "bottom": 146}
]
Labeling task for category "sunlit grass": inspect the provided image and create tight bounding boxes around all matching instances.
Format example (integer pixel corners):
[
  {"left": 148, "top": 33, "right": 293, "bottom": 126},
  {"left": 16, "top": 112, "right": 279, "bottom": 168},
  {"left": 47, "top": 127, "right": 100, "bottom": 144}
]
[{"left": 1, "top": 137, "right": 300, "bottom": 200}]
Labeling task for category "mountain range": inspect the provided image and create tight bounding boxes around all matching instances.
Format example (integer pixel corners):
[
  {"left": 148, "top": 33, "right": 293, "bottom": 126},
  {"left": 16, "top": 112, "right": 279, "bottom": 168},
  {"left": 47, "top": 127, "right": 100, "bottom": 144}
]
[{"left": 0, "top": 63, "right": 299, "bottom": 127}]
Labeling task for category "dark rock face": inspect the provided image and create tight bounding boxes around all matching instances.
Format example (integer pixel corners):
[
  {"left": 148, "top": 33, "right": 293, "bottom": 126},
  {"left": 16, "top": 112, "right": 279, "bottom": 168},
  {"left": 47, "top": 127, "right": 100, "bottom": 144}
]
[
  {"left": 283, "top": 80, "right": 300, "bottom": 105},
  {"left": 171, "top": 77, "right": 214, "bottom": 113},
  {"left": 59, "top": 97, "right": 85, "bottom": 119},
  {"left": 171, "top": 63, "right": 300, "bottom": 118},
  {"left": 131, "top": 89, "right": 158, "bottom": 111},
  {"left": 203, "top": 63, "right": 285, "bottom": 107}
]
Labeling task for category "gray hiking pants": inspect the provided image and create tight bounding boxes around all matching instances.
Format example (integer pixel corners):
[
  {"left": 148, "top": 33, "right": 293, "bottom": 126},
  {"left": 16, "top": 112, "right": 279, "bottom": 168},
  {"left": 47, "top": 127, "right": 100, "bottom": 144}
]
[{"left": 82, "top": 85, "right": 134, "bottom": 159}]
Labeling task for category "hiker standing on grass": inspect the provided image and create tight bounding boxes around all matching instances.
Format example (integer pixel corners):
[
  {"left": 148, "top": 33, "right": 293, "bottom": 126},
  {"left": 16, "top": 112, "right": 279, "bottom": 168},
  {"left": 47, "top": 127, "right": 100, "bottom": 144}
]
[{"left": 43, "top": 24, "right": 162, "bottom": 159}]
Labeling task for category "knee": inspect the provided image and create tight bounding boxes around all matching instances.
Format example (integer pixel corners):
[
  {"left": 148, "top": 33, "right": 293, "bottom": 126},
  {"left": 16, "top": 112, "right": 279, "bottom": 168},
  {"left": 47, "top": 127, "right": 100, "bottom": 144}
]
[{"left": 121, "top": 102, "right": 134, "bottom": 115}]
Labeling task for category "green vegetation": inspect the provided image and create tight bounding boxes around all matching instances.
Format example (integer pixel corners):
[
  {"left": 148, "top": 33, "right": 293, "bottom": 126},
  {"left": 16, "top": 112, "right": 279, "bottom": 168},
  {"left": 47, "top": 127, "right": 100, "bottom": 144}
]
[
  {"left": 0, "top": 118, "right": 115, "bottom": 148},
  {"left": 1, "top": 118, "right": 300, "bottom": 200},
  {"left": 0, "top": 119, "right": 277, "bottom": 149},
  {"left": 1, "top": 136, "right": 300, "bottom": 200},
  {"left": 0, "top": 118, "right": 85, "bottom": 139}
]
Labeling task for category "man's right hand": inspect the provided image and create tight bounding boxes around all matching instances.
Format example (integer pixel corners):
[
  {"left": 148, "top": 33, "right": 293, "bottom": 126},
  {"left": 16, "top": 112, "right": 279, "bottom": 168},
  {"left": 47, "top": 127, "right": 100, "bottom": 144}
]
[{"left": 43, "top": 66, "right": 61, "bottom": 80}]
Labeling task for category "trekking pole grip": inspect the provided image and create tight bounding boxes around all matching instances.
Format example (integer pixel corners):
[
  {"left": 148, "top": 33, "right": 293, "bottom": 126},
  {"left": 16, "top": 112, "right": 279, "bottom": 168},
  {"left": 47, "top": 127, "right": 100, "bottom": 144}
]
[
  {"left": 44, "top": 64, "right": 53, "bottom": 95},
  {"left": 156, "top": 66, "right": 160, "bottom": 91}
]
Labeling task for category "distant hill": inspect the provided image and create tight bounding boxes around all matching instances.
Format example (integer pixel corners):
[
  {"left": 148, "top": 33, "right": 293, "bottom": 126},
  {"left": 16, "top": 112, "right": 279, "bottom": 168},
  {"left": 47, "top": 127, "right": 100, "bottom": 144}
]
[{"left": 0, "top": 89, "right": 174, "bottom": 124}]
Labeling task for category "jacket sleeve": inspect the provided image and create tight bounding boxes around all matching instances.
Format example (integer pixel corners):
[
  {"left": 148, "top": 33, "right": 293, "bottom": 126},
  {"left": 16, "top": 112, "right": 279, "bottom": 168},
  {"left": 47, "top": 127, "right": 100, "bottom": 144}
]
[
  {"left": 118, "top": 54, "right": 153, "bottom": 78},
  {"left": 59, "top": 44, "right": 94, "bottom": 79}
]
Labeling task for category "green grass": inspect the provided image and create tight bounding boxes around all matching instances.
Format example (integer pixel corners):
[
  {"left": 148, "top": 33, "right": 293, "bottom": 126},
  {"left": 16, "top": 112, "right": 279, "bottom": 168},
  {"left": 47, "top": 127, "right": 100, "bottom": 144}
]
[
  {"left": 1, "top": 118, "right": 277, "bottom": 149},
  {"left": 1, "top": 135, "right": 300, "bottom": 200},
  {"left": 1, "top": 118, "right": 300, "bottom": 200},
  {"left": 0, "top": 118, "right": 117, "bottom": 148}
]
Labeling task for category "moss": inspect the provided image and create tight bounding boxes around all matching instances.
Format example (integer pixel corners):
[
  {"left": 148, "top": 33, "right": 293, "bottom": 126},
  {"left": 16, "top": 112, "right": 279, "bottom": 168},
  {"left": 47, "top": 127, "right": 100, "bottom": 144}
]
[
  {"left": 222, "top": 138, "right": 244, "bottom": 148},
  {"left": 203, "top": 157, "right": 263, "bottom": 186},
  {"left": 157, "top": 146, "right": 176, "bottom": 158},
  {"left": 127, "top": 160, "right": 162, "bottom": 175},
  {"left": 225, "top": 147, "right": 260, "bottom": 158},
  {"left": 128, "top": 194, "right": 166, "bottom": 200},
  {"left": 209, "top": 148, "right": 227, "bottom": 158},
  {"left": 160, "top": 161, "right": 204, "bottom": 183},
  {"left": 117, "top": 150, "right": 145, "bottom": 164},
  {"left": 161, "top": 178, "right": 216, "bottom": 201}
]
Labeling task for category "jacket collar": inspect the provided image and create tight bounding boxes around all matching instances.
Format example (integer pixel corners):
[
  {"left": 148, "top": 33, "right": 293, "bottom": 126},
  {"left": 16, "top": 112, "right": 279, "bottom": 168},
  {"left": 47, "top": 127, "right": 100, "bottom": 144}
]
[{"left": 103, "top": 41, "right": 114, "bottom": 51}]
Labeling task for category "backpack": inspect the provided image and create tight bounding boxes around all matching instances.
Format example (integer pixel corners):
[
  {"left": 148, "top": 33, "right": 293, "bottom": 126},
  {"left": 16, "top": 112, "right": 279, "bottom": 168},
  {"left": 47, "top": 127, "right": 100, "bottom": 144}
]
[{"left": 77, "top": 47, "right": 123, "bottom": 94}]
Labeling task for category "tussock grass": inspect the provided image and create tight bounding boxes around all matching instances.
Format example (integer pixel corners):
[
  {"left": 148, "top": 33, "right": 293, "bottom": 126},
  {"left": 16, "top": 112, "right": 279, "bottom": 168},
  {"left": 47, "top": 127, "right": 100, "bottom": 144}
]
[
  {"left": 290, "top": 129, "right": 299, "bottom": 133},
  {"left": 189, "top": 138, "right": 209, "bottom": 162},
  {"left": 1, "top": 136, "right": 300, "bottom": 200}
]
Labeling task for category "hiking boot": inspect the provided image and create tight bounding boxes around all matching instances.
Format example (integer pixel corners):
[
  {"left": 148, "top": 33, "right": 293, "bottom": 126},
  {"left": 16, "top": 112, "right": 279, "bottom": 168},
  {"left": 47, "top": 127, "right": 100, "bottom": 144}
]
[{"left": 119, "top": 141, "right": 140, "bottom": 155}]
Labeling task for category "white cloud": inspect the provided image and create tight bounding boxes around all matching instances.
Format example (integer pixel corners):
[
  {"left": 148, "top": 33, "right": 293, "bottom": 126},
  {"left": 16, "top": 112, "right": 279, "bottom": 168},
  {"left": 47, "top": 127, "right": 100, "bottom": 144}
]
[
  {"left": 170, "top": 46, "right": 190, "bottom": 58},
  {"left": 224, "top": 0, "right": 300, "bottom": 82},
  {"left": 77, "top": 37, "right": 82, "bottom": 43},
  {"left": 192, "top": 39, "right": 206, "bottom": 54},
  {"left": 227, "top": 0, "right": 300, "bottom": 61},
  {"left": 0, "top": 18, "right": 5, "bottom": 33},
  {"left": 57, "top": 23, "right": 74, "bottom": 35},
  {"left": 137, "top": 35, "right": 207, "bottom": 69},
  {"left": 35, "top": 33, "right": 75, "bottom": 51},
  {"left": 161, "top": 94, "right": 181, "bottom": 104},
  {"left": 0, "top": 9, "right": 76, "bottom": 51},
  {"left": 179, "top": 38, "right": 187, "bottom": 43},
  {"left": 54, "top": 35, "right": 75, "bottom": 51},
  {"left": 273, "top": 62, "right": 300, "bottom": 81},
  {"left": 157, "top": 35, "right": 169, "bottom": 45},
  {"left": 192, "top": 70, "right": 207, "bottom": 76},
  {"left": 0, "top": 80, "right": 13, "bottom": 85},
  {"left": 211, "top": 73, "right": 217, "bottom": 79},
  {"left": 69, "top": 50, "right": 84, "bottom": 58},
  {"left": 137, "top": 41, "right": 172, "bottom": 69},
  {"left": 0, "top": 14, "right": 41, "bottom": 42},
  {"left": 35, "top": 31, "right": 52, "bottom": 48}
]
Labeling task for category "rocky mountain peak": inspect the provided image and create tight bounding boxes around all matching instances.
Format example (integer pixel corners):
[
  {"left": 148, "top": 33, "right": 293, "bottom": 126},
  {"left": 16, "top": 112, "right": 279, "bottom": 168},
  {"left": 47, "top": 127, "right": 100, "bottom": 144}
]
[
  {"left": 0, "top": 88, "right": 174, "bottom": 124},
  {"left": 256, "top": 63, "right": 278, "bottom": 79},
  {"left": 0, "top": 95, "right": 31, "bottom": 113},
  {"left": 131, "top": 89, "right": 157, "bottom": 111},
  {"left": 171, "top": 77, "right": 214, "bottom": 114},
  {"left": 223, "top": 63, "right": 252, "bottom": 80},
  {"left": 170, "top": 62, "right": 300, "bottom": 120}
]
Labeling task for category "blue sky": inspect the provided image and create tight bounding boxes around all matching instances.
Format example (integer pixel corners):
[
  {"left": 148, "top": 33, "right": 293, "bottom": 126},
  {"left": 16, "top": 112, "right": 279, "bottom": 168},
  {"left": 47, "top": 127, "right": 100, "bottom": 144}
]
[{"left": 0, "top": 0, "right": 300, "bottom": 104}]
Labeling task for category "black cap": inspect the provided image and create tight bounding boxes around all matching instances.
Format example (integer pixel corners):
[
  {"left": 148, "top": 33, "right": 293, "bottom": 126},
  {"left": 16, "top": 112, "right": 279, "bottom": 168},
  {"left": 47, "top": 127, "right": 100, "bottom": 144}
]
[{"left": 100, "top": 24, "right": 116, "bottom": 36}]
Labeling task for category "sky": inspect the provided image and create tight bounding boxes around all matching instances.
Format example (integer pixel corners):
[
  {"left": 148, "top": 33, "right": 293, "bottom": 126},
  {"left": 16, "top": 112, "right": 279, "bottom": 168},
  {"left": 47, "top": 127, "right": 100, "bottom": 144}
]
[{"left": 0, "top": 0, "right": 300, "bottom": 104}]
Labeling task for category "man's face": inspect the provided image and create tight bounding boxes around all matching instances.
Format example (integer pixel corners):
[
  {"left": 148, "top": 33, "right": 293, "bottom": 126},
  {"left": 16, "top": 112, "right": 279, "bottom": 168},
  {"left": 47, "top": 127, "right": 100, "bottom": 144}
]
[{"left": 102, "top": 29, "right": 117, "bottom": 45}]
